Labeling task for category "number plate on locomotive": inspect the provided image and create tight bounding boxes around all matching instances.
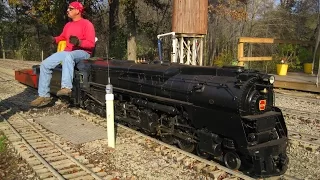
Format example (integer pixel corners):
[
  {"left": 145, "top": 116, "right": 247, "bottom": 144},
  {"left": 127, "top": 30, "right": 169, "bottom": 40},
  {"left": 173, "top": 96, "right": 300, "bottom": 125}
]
[{"left": 259, "top": 100, "right": 267, "bottom": 111}]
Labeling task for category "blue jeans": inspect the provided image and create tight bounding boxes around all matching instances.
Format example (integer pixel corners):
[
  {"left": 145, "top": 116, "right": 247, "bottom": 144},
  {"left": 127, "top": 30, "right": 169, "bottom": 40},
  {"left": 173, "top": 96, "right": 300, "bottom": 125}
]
[{"left": 38, "top": 50, "right": 90, "bottom": 97}]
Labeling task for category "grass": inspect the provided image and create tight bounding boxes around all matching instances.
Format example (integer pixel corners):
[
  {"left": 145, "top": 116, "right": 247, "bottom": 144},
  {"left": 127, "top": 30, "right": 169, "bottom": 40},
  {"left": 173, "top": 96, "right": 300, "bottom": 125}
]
[{"left": 0, "top": 134, "right": 6, "bottom": 152}]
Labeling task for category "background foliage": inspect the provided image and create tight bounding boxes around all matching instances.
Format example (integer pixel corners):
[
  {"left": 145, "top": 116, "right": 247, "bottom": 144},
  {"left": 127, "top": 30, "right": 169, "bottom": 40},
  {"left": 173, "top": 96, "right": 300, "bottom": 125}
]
[{"left": 0, "top": 0, "right": 319, "bottom": 73}]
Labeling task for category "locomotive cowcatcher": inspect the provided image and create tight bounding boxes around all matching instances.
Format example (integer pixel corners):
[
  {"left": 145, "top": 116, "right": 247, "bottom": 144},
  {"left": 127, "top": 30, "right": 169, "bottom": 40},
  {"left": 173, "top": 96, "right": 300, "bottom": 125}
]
[{"left": 15, "top": 58, "right": 289, "bottom": 178}]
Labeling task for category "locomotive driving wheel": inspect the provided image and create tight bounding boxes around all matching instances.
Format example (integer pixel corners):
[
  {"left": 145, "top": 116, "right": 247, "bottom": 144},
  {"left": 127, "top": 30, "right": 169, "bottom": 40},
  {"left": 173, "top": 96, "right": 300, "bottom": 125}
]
[
  {"left": 128, "top": 123, "right": 138, "bottom": 130},
  {"left": 223, "top": 151, "right": 241, "bottom": 170},
  {"left": 177, "top": 139, "right": 195, "bottom": 153},
  {"left": 196, "top": 145, "right": 210, "bottom": 159},
  {"left": 160, "top": 135, "right": 174, "bottom": 145}
]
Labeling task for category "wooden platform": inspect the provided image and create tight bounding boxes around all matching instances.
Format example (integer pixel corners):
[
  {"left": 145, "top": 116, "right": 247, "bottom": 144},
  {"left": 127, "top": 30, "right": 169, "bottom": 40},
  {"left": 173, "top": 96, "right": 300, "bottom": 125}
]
[{"left": 273, "top": 72, "right": 320, "bottom": 93}]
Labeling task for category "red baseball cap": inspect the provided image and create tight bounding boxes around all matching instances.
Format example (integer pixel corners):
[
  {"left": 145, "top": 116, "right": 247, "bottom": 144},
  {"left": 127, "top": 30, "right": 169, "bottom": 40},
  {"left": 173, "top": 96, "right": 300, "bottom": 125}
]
[{"left": 69, "top": 1, "right": 84, "bottom": 13}]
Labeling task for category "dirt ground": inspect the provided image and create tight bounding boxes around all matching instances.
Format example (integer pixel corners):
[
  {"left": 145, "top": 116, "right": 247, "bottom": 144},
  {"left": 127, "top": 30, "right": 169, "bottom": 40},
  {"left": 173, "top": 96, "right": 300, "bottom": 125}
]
[{"left": 0, "top": 132, "right": 39, "bottom": 180}]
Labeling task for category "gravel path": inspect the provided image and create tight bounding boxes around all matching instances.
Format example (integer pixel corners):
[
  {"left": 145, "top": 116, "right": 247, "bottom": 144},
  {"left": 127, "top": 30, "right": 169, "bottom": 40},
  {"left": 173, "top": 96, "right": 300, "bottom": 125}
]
[
  {"left": 275, "top": 96, "right": 320, "bottom": 114},
  {"left": 286, "top": 143, "right": 320, "bottom": 180},
  {"left": 1, "top": 59, "right": 320, "bottom": 179},
  {"left": 274, "top": 91, "right": 320, "bottom": 140},
  {"left": 274, "top": 90, "right": 320, "bottom": 179}
]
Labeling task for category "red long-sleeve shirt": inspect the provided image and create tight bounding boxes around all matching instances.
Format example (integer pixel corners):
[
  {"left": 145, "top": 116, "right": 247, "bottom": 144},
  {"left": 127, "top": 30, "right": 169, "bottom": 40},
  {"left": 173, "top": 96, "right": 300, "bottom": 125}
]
[{"left": 54, "top": 18, "right": 96, "bottom": 55}]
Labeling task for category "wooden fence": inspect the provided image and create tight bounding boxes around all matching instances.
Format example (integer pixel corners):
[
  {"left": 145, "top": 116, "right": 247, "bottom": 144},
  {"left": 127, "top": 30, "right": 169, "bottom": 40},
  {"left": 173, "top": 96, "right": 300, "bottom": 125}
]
[{"left": 237, "top": 37, "right": 313, "bottom": 66}]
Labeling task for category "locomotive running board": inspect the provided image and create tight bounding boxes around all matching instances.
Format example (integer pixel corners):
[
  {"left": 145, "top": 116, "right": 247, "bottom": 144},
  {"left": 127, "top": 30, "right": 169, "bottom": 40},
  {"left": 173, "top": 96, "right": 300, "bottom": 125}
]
[
  {"left": 241, "top": 111, "right": 281, "bottom": 121},
  {"left": 88, "top": 82, "right": 193, "bottom": 106}
]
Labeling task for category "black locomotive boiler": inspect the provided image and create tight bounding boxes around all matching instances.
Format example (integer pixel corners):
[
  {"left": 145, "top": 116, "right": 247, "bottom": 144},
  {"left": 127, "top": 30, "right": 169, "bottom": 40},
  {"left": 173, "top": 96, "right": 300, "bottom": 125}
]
[{"left": 32, "top": 59, "right": 288, "bottom": 178}]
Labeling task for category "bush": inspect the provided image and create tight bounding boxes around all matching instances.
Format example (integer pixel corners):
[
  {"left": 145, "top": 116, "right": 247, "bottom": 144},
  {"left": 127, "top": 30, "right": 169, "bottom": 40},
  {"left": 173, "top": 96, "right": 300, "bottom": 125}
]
[
  {"left": 14, "top": 37, "right": 43, "bottom": 61},
  {"left": 109, "top": 28, "right": 127, "bottom": 59},
  {"left": 213, "top": 50, "right": 237, "bottom": 67},
  {"left": 297, "top": 46, "right": 313, "bottom": 64},
  {"left": 272, "top": 44, "right": 304, "bottom": 71}
]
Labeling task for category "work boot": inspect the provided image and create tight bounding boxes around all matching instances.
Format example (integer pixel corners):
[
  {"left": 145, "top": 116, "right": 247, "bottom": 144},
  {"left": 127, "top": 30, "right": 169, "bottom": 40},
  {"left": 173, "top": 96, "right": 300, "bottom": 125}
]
[
  {"left": 30, "top": 97, "right": 52, "bottom": 107},
  {"left": 57, "top": 88, "right": 72, "bottom": 97}
]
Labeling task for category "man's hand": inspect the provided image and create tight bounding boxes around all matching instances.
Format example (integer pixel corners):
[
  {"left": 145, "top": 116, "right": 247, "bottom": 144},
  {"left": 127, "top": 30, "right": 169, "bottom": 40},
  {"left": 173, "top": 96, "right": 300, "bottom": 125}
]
[{"left": 69, "top": 36, "right": 80, "bottom": 46}]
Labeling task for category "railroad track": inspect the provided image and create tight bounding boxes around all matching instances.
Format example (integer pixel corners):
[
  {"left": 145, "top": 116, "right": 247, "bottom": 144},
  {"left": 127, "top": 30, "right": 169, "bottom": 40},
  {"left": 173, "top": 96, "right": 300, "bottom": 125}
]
[
  {"left": 275, "top": 93, "right": 320, "bottom": 106},
  {"left": 0, "top": 59, "right": 40, "bottom": 69},
  {"left": 288, "top": 131, "right": 320, "bottom": 152},
  {"left": 281, "top": 107, "right": 320, "bottom": 124},
  {"left": 0, "top": 59, "right": 308, "bottom": 180},
  {"left": 278, "top": 107, "right": 320, "bottom": 152},
  {"left": 274, "top": 89, "right": 320, "bottom": 101},
  {"left": 1, "top": 100, "right": 302, "bottom": 180},
  {"left": 0, "top": 102, "right": 115, "bottom": 180}
]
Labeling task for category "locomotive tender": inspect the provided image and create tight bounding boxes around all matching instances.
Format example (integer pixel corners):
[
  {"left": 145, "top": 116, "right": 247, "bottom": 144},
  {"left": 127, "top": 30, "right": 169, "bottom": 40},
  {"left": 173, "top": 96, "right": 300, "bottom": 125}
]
[{"left": 27, "top": 58, "right": 288, "bottom": 178}]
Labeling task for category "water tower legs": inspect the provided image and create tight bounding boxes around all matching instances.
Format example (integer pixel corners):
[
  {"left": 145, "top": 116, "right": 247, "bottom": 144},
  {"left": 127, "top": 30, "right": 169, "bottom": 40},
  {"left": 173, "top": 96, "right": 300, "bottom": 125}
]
[{"left": 174, "top": 34, "right": 204, "bottom": 66}]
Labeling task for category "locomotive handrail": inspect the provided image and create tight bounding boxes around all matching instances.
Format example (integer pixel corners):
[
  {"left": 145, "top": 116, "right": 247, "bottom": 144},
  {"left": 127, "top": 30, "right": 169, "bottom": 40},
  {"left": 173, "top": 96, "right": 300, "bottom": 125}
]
[
  {"left": 88, "top": 82, "right": 194, "bottom": 106},
  {"left": 118, "top": 73, "right": 240, "bottom": 99}
]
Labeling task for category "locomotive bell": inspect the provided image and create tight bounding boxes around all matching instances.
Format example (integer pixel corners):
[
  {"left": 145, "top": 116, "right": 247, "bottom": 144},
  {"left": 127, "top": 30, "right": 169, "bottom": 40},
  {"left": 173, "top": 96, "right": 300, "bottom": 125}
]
[{"left": 261, "top": 88, "right": 268, "bottom": 94}]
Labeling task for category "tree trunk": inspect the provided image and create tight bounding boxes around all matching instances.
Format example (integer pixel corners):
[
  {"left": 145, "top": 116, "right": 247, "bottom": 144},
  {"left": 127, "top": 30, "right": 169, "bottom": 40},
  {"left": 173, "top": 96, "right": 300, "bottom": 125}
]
[
  {"left": 127, "top": 35, "right": 136, "bottom": 61},
  {"left": 109, "top": 0, "right": 119, "bottom": 58},
  {"left": 126, "top": 0, "right": 137, "bottom": 61},
  {"left": 1, "top": 37, "right": 5, "bottom": 59}
]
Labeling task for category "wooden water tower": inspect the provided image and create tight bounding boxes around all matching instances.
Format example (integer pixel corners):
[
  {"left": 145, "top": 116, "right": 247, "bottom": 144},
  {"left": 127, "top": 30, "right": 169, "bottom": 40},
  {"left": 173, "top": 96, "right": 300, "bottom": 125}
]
[{"left": 172, "top": 0, "right": 208, "bottom": 66}]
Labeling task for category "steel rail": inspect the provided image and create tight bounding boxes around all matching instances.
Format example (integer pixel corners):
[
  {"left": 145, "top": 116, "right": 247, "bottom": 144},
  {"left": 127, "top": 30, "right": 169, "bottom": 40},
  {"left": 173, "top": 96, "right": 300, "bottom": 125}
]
[
  {"left": 0, "top": 100, "right": 104, "bottom": 180},
  {"left": 0, "top": 113, "right": 65, "bottom": 180}
]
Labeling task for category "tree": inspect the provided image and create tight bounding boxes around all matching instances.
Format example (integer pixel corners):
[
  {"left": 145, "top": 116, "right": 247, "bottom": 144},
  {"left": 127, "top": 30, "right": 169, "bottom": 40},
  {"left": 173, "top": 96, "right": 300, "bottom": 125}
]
[{"left": 123, "top": 0, "right": 137, "bottom": 61}]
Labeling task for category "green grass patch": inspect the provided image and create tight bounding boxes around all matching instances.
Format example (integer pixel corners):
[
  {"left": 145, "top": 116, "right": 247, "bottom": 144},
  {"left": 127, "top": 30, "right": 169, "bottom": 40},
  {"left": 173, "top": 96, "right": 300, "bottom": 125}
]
[{"left": 0, "top": 134, "right": 7, "bottom": 152}]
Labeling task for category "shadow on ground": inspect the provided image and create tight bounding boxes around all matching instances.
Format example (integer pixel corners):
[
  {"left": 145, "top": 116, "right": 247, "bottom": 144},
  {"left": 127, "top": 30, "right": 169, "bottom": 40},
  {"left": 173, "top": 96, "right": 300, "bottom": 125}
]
[{"left": 0, "top": 82, "right": 120, "bottom": 145}]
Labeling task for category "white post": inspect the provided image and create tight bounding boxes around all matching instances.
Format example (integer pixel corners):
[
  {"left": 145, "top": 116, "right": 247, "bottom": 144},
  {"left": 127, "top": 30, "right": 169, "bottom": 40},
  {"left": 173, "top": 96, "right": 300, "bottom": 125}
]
[
  {"left": 41, "top": 50, "right": 44, "bottom": 61},
  {"left": 157, "top": 32, "right": 175, "bottom": 39},
  {"left": 172, "top": 36, "right": 177, "bottom": 63},
  {"left": 200, "top": 38, "right": 203, "bottom": 66},
  {"left": 187, "top": 40, "right": 191, "bottom": 65},
  {"left": 105, "top": 84, "right": 115, "bottom": 148},
  {"left": 192, "top": 38, "right": 197, "bottom": 65},
  {"left": 157, "top": 32, "right": 176, "bottom": 63},
  {"left": 180, "top": 36, "right": 184, "bottom": 64}
]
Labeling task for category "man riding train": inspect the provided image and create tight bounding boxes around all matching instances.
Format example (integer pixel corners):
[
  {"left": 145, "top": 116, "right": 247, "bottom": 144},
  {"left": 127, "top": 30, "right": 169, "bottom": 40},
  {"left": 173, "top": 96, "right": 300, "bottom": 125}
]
[{"left": 30, "top": 1, "right": 96, "bottom": 107}]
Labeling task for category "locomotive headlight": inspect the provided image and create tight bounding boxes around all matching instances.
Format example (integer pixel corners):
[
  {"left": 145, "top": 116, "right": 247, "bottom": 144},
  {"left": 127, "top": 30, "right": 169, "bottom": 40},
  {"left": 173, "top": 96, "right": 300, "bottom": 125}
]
[
  {"left": 269, "top": 76, "right": 275, "bottom": 84},
  {"left": 263, "top": 76, "right": 275, "bottom": 84}
]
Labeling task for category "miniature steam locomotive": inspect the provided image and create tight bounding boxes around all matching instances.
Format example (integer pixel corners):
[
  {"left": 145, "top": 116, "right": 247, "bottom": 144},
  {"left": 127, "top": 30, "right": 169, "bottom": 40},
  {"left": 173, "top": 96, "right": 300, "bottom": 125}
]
[{"left": 18, "top": 58, "right": 288, "bottom": 178}]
